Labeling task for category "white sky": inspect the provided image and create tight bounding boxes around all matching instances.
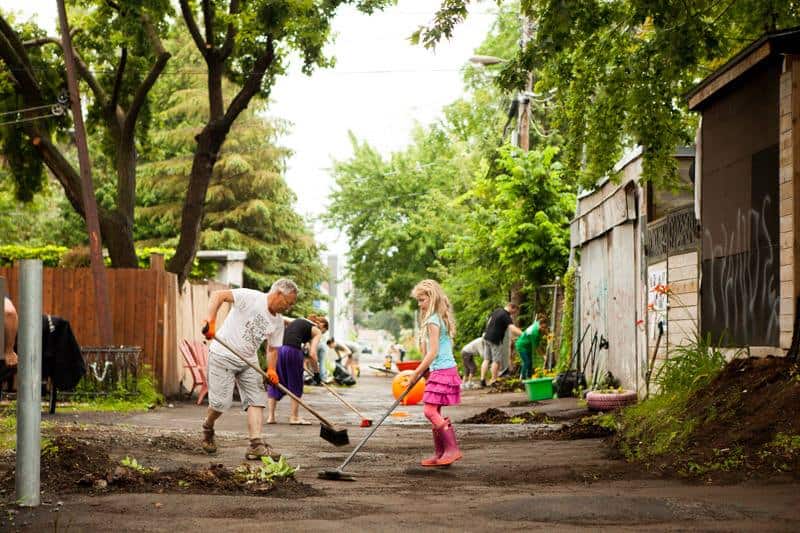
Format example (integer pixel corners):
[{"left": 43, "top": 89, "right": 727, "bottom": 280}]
[{"left": 2, "top": 0, "right": 497, "bottom": 255}]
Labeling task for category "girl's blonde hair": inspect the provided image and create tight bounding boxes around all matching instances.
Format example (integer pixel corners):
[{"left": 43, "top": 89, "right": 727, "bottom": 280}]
[{"left": 411, "top": 279, "right": 456, "bottom": 340}]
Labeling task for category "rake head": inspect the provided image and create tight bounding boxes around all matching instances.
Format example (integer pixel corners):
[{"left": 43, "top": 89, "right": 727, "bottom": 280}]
[{"left": 318, "top": 468, "right": 356, "bottom": 481}]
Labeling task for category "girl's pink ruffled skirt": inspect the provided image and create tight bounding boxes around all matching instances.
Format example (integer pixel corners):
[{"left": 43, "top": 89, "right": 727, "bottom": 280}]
[{"left": 423, "top": 366, "right": 462, "bottom": 405}]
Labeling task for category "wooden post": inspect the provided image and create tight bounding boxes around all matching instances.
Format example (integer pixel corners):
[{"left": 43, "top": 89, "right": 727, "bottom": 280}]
[{"left": 57, "top": 0, "right": 113, "bottom": 345}]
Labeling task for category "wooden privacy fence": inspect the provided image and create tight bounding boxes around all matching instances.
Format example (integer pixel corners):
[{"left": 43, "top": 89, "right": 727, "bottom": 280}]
[{"left": 1, "top": 258, "right": 228, "bottom": 396}]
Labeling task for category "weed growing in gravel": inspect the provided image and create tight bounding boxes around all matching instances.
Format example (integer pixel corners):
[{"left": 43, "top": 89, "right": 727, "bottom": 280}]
[{"left": 234, "top": 456, "right": 298, "bottom": 484}]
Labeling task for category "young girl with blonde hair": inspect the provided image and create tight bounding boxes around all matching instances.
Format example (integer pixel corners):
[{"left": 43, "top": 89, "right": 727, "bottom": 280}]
[{"left": 410, "top": 279, "right": 462, "bottom": 466}]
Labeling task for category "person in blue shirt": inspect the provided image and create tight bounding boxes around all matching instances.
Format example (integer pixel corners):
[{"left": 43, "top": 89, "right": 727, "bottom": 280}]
[{"left": 410, "top": 279, "right": 462, "bottom": 467}]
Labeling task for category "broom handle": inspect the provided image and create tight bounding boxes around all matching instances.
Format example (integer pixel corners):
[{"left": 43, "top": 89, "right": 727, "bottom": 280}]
[
  {"left": 337, "top": 373, "right": 423, "bottom": 471},
  {"left": 211, "top": 335, "right": 337, "bottom": 429},
  {"left": 304, "top": 368, "right": 368, "bottom": 419}
]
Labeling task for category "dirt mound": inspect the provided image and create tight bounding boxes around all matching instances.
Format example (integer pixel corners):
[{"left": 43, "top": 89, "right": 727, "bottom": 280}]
[
  {"left": 552, "top": 418, "right": 615, "bottom": 440},
  {"left": 487, "top": 378, "right": 525, "bottom": 394},
  {"left": 682, "top": 356, "right": 800, "bottom": 479},
  {"left": 0, "top": 435, "right": 318, "bottom": 498},
  {"left": 461, "top": 408, "right": 551, "bottom": 424},
  {"left": 618, "top": 356, "right": 800, "bottom": 482}
]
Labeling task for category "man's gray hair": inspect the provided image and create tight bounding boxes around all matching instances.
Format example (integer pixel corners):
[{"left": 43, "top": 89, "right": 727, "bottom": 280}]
[{"left": 269, "top": 278, "right": 298, "bottom": 296}]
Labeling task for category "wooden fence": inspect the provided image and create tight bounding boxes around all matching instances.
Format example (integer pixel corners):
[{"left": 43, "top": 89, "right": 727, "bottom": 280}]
[{"left": 1, "top": 259, "right": 228, "bottom": 397}]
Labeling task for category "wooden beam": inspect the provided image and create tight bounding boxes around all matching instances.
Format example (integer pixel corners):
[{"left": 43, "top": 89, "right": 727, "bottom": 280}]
[{"left": 689, "top": 42, "right": 772, "bottom": 110}]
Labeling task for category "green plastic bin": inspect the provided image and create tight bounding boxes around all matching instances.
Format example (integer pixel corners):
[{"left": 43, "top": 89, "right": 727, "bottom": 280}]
[{"left": 523, "top": 377, "right": 554, "bottom": 401}]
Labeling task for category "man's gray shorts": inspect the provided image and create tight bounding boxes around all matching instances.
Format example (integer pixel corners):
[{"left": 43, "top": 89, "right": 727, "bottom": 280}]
[
  {"left": 483, "top": 341, "right": 504, "bottom": 364},
  {"left": 207, "top": 350, "right": 268, "bottom": 412}
]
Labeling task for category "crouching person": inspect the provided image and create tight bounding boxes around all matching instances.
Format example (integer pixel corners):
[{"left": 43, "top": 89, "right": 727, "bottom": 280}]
[{"left": 200, "top": 279, "right": 298, "bottom": 460}]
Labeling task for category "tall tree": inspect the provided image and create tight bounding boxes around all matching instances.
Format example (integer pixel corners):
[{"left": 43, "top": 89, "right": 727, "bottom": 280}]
[
  {"left": 168, "top": 0, "right": 393, "bottom": 285},
  {"left": 0, "top": 2, "right": 172, "bottom": 266},
  {"left": 137, "top": 36, "right": 326, "bottom": 312}
]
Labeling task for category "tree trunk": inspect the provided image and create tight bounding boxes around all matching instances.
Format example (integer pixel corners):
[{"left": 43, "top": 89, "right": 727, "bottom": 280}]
[
  {"left": 167, "top": 121, "right": 229, "bottom": 284},
  {"left": 99, "top": 209, "right": 138, "bottom": 268}
]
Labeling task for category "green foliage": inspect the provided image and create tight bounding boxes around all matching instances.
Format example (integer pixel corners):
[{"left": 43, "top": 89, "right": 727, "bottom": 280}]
[
  {"left": 120, "top": 456, "right": 157, "bottom": 475},
  {"left": 325, "top": 128, "right": 472, "bottom": 311},
  {"left": 443, "top": 146, "right": 574, "bottom": 341},
  {"left": 0, "top": 244, "right": 67, "bottom": 267},
  {"left": 618, "top": 390, "right": 695, "bottom": 462},
  {"left": 71, "top": 366, "right": 164, "bottom": 411},
  {"left": 415, "top": 0, "right": 800, "bottom": 188},
  {"left": 235, "top": 456, "right": 298, "bottom": 484},
  {"left": 557, "top": 266, "right": 576, "bottom": 372},
  {"left": 653, "top": 333, "right": 729, "bottom": 395},
  {"left": 326, "top": 4, "right": 574, "bottom": 343},
  {"left": 137, "top": 35, "right": 325, "bottom": 311},
  {"left": 0, "top": 174, "right": 87, "bottom": 248},
  {"left": 617, "top": 334, "right": 728, "bottom": 464}
]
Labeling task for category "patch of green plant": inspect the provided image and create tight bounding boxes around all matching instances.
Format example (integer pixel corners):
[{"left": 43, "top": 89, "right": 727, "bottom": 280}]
[
  {"left": 120, "top": 456, "right": 157, "bottom": 475},
  {"left": 682, "top": 446, "right": 746, "bottom": 476},
  {"left": 757, "top": 433, "right": 800, "bottom": 472},
  {"left": 0, "top": 407, "right": 56, "bottom": 452},
  {"left": 41, "top": 437, "right": 59, "bottom": 457},
  {"left": 509, "top": 416, "right": 525, "bottom": 424},
  {"left": 617, "top": 391, "right": 695, "bottom": 462},
  {"left": 235, "top": 456, "right": 297, "bottom": 484},
  {"left": 557, "top": 266, "right": 576, "bottom": 372},
  {"left": 0, "top": 244, "right": 68, "bottom": 267},
  {"left": 654, "top": 333, "right": 729, "bottom": 395},
  {"left": 591, "top": 413, "right": 619, "bottom": 431},
  {"left": 68, "top": 368, "right": 164, "bottom": 412},
  {"left": 0, "top": 410, "right": 16, "bottom": 451}
]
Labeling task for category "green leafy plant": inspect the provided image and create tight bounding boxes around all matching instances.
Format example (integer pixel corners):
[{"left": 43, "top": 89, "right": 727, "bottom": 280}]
[
  {"left": 654, "top": 333, "right": 730, "bottom": 395},
  {"left": 121, "top": 456, "right": 156, "bottom": 475},
  {"left": 235, "top": 456, "right": 298, "bottom": 484},
  {"left": 557, "top": 266, "right": 576, "bottom": 372}
]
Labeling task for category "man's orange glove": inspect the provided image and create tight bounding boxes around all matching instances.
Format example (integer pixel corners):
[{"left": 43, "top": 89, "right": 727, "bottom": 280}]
[
  {"left": 266, "top": 368, "right": 280, "bottom": 385},
  {"left": 202, "top": 319, "right": 216, "bottom": 340}
]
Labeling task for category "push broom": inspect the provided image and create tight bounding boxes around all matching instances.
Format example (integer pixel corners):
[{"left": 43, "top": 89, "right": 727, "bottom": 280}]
[
  {"left": 304, "top": 369, "right": 373, "bottom": 427},
  {"left": 205, "top": 330, "right": 349, "bottom": 447},
  {"left": 318, "top": 373, "right": 424, "bottom": 481}
]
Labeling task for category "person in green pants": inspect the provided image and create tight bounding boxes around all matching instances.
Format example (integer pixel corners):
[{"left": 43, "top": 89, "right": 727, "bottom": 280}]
[{"left": 515, "top": 316, "right": 545, "bottom": 380}]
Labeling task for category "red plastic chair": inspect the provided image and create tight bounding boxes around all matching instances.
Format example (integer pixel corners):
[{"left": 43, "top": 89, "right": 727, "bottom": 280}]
[{"left": 179, "top": 339, "right": 208, "bottom": 405}]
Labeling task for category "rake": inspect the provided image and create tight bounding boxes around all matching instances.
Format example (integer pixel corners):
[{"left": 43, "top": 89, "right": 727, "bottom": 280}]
[{"left": 318, "top": 373, "right": 424, "bottom": 481}]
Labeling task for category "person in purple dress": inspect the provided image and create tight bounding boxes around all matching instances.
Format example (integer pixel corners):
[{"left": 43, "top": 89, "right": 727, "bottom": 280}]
[{"left": 267, "top": 315, "right": 328, "bottom": 424}]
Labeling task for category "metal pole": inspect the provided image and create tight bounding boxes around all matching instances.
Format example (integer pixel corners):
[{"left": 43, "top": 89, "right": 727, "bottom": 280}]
[
  {"left": 547, "top": 277, "right": 559, "bottom": 369},
  {"left": 573, "top": 268, "right": 582, "bottom": 371},
  {"left": 16, "top": 260, "right": 42, "bottom": 507},
  {"left": 327, "top": 255, "right": 338, "bottom": 340},
  {"left": 0, "top": 277, "right": 5, "bottom": 364},
  {"left": 57, "top": 0, "right": 113, "bottom": 345}
]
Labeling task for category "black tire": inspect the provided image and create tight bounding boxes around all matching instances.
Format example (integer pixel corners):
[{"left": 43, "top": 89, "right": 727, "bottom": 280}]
[{"left": 586, "top": 389, "right": 637, "bottom": 411}]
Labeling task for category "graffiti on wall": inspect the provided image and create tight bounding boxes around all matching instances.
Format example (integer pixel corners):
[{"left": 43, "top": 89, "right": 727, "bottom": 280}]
[
  {"left": 647, "top": 268, "right": 667, "bottom": 340},
  {"left": 701, "top": 196, "right": 779, "bottom": 346}
]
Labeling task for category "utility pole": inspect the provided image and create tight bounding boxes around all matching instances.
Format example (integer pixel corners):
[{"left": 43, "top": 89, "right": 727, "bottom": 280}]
[
  {"left": 327, "top": 255, "right": 338, "bottom": 340},
  {"left": 517, "top": 13, "right": 533, "bottom": 152},
  {"left": 57, "top": 0, "right": 113, "bottom": 344}
]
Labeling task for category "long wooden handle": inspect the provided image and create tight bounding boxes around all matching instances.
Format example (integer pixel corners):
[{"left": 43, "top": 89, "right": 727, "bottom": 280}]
[
  {"left": 211, "top": 336, "right": 337, "bottom": 428},
  {"left": 302, "top": 368, "right": 369, "bottom": 419},
  {"left": 337, "top": 373, "right": 423, "bottom": 472}
]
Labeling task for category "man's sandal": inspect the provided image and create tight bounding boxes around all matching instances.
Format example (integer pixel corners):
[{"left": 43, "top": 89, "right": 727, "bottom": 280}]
[
  {"left": 245, "top": 438, "right": 281, "bottom": 461},
  {"left": 201, "top": 423, "right": 217, "bottom": 454}
]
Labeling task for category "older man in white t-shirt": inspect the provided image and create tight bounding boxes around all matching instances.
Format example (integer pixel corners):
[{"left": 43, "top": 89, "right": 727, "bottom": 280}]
[{"left": 200, "top": 279, "right": 298, "bottom": 460}]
